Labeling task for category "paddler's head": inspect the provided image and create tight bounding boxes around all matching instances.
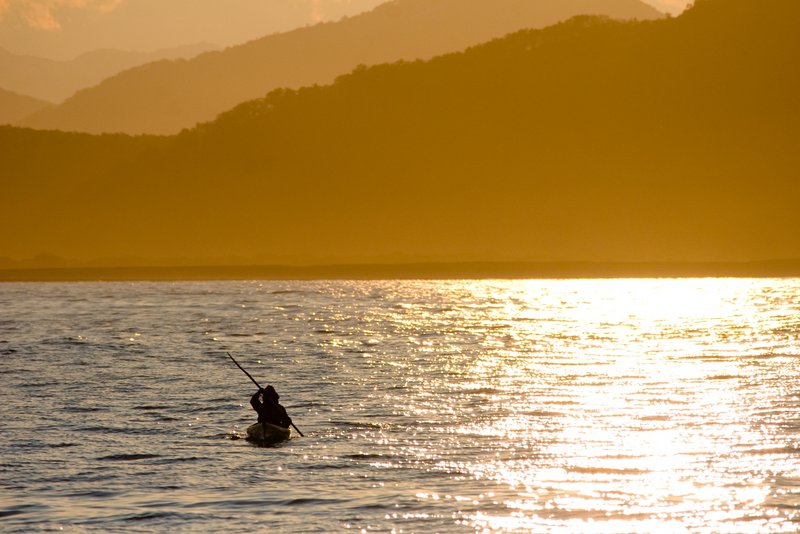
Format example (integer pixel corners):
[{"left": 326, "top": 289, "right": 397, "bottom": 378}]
[{"left": 264, "top": 385, "right": 279, "bottom": 401}]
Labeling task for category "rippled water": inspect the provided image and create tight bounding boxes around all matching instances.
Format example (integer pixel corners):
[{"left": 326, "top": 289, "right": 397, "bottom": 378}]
[{"left": 1, "top": 279, "right": 799, "bottom": 532}]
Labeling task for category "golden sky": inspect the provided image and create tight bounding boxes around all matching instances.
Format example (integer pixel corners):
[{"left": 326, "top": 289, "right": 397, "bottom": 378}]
[
  {"left": 0, "top": 0, "right": 384, "bottom": 58},
  {"left": 0, "top": 0, "right": 690, "bottom": 59}
]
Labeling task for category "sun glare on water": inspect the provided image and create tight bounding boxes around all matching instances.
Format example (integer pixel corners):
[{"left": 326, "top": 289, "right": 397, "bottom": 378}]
[{"left": 404, "top": 279, "right": 800, "bottom": 532}]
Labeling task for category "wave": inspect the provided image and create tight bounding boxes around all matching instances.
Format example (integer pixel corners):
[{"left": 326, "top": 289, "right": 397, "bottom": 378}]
[
  {"left": 116, "top": 511, "right": 202, "bottom": 523},
  {"left": 568, "top": 465, "right": 650, "bottom": 475},
  {"left": 0, "top": 503, "right": 48, "bottom": 519},
  {"left": 342, "top": 453, "right": 394, "bottom": 460},
  {"left": 742, "top": 446, "right": 800, "bottom": 456},
  {"left": 64, "top": 406, "right": 105, "bottom": 413},
  {"left": 279, "top": 497, "right": 350, "bottom": 506},
  {"left": 96, "top": 453, "right": 162, "bottom": 461},
  {"left": 313, "top": 328, "right": 337, "bottom": 334},
  {"left": 330, "top": 420, "right": 391, "bottom": 429},
  {"left": 151, "top": 456, "right": 205, "bottom": 465},
  {"left": 12, "top": 441, "right": 79, "bottom": 450},
  {"left": 299, "top": 463, "right": 351, "bottom": 470},
  {"left": 457, "top": 387, "right": 501, "bottom": 395},
  {"left": 40, "top": 337, "right": 89, "bottom": 346}
]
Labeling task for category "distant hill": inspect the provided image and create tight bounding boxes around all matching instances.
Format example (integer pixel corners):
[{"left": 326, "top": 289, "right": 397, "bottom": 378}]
[
  {"left": 0, "top": 43, "right": 218, "bottom": 104},
  {"left": 2, "top": 0, "right": 797, "bottom": 269},
  {"left": 0, "top": 88, "right": 50, "bottom": 124},
  {"left": 19, "top": 0, "right": 661, "bottom": 135}
]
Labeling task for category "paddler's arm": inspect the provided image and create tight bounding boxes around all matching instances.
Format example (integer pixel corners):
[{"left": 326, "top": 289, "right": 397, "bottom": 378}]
[{"left": 250, "top": 390, "right": 263, "bottom": 411}]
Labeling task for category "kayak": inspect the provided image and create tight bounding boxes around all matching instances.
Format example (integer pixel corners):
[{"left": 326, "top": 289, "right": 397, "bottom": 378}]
[{"left": 246, "top": 422, "right": 291, "bottom": 444}]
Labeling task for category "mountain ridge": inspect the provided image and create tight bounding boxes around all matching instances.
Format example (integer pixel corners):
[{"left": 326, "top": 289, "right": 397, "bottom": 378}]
[
  {"left": 18, "top": 0, "right": 661, "bottom": 134},
  {"left": 0, "top": 43, "right": 219, "bottom": 103},
  {"left": 2, "top": 0, "right": 797, "bottom": 269},
  {"left": 0, "top": 87, "right": 51, "bottom": 124}
]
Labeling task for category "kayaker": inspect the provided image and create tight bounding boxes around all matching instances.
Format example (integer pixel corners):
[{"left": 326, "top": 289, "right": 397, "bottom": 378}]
[{"left": 250, "top": 385, "right": 293, "bottom": 429}]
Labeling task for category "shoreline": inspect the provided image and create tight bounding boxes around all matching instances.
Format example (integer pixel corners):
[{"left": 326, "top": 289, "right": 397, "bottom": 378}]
[{"left": 1, "top": 260, "right": 799, "bottom": 282}]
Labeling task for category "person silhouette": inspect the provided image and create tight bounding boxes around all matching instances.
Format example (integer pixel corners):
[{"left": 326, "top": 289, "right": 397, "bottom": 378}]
[{"left": 250, "top": 385, "right": 293, "bottom": 429}]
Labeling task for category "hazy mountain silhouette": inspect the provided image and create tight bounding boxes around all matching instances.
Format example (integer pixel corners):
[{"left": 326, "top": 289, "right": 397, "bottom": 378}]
[
  {"left": 2, "top": 0, "right": 797, "bottom": 271},
  {"left": 18, "top": 0, "right": 661, "bottom": 135},
  {"left": 0, "top": 43, "right": 218, "bottom": 103},
  {"left": 0, "top": 0, "right": 385, "bottom": 62},
  {"left": 0, "top": 88, "right": 50, "bottom": 124}
]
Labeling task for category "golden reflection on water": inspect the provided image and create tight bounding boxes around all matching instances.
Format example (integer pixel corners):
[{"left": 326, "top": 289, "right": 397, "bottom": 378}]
[{"left": 409, "top": 279, "right": 799, "bottom": 532}]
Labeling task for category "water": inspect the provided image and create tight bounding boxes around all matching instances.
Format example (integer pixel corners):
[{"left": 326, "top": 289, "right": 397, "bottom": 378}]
[{"left": 1, "top": 279, "right": 799, "bottom": 532}]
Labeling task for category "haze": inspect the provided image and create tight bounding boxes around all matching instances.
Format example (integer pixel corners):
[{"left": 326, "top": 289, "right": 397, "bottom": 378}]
[
  {"left": 0, "top": 0, "right": 690, "bottom": 59},
  {"left": 1, "top": 0, "right": 796, "bottom": 280},
  {"left": 0, "top": 0, "right": 386, "bottom": 59}
]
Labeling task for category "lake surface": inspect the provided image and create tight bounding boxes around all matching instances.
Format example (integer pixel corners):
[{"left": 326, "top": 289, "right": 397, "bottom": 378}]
[{"left": 1, "top": 279, "right": 799, "bottom": 532}]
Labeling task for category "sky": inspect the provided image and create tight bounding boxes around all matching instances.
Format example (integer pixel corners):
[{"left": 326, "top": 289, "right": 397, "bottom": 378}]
[
  {"left": 0, "top": 0, "right": 690, "bottom": 60},
  {"left": 0, "top": 0, "right": 385, "bottom": 58}
]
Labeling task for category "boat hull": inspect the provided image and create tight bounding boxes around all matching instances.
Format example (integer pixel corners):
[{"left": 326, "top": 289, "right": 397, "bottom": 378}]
[{"left": 246, "top": 422, "right": 291, "bottom": 444}]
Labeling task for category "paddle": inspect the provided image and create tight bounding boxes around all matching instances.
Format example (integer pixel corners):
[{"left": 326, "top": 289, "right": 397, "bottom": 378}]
[{"left": 227, "top": 352, "right": 304, "bottom": 437}]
